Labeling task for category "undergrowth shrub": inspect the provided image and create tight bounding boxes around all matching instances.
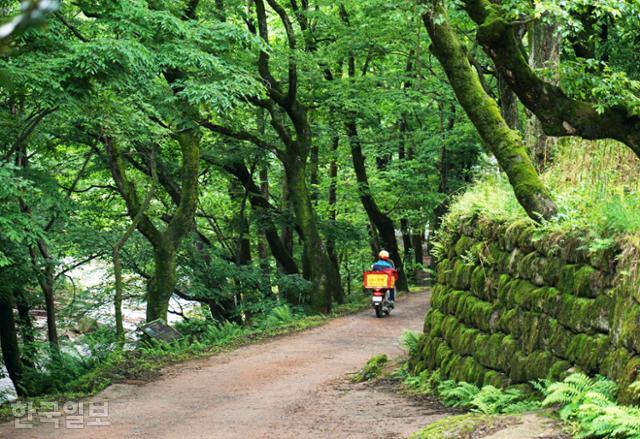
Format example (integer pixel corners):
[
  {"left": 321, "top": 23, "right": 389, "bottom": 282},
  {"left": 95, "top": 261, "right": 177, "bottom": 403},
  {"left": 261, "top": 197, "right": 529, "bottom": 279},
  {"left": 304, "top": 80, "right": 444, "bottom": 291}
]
[
  {"left": 264, "top": 304, "right": 295, "bottom": 327},
  {"left": 404, "top": 369, "right": 640, "bottom": 438}
]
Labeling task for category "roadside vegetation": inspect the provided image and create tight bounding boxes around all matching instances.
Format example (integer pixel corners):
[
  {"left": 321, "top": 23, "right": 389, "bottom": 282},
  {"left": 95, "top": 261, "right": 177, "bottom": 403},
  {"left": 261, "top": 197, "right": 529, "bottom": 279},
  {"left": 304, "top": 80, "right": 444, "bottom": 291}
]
[
  {"left": 441, "top": 139, "right": 640, "bottom": 241},
  {"left": 392, "top": 332, "right": 640, "bottom": 438},
  {"left": 0, "top": 300, "right": 366, "bottom": 420}
]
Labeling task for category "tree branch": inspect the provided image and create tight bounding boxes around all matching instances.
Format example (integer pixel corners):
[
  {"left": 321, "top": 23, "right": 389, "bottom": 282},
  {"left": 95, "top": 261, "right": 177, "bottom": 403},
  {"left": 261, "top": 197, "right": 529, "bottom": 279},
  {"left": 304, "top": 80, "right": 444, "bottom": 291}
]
[{"left": 461, "top": 0, "right": 640, "bottom": 154}]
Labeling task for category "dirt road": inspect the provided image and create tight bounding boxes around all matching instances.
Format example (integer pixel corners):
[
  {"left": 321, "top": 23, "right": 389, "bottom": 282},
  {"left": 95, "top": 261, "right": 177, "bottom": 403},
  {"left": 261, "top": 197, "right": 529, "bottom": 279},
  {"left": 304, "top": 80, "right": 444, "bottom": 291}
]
[{"left": 2, "top": 291, "right": 454, "bottom": 439}]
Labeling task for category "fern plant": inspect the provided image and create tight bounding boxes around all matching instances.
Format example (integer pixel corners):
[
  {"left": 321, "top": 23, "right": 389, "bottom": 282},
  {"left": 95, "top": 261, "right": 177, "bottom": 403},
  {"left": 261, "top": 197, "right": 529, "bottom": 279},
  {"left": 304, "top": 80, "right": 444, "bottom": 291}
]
[
  {"left": 265, "top": 304, "right": 295, "bottom": 327},
  {"left": 542, "top": 373, "right": 617, "bottom": 421},
  {"left": 400, "top": 330, "right": 422, "bottom": 358},
  {"left": 204, "top": 321, "right": 245, "bottom": 343},
  {"left": 543, "top": 372, "right": 640, "bottom": 438},
  {"left": 403, "top": 369, "right": 442, "bottom": 395},
  {"left": 438, "top": 380, "right": 481, "bottom": 407}
]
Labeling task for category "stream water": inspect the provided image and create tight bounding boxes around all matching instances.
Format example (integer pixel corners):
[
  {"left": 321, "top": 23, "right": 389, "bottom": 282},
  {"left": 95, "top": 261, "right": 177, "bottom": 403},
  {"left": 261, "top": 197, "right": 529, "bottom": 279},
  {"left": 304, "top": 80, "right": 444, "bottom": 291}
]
[{"left": 0, "top": 260, "right": 198, "bottom": 404}]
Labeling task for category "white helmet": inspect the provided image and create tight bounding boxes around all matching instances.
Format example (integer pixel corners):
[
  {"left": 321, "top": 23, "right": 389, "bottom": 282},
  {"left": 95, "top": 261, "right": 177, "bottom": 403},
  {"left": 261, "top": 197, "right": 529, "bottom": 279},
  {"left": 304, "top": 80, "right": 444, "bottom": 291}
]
[{"left": 378, "top": 250, "right": 390, "bottom": 260}]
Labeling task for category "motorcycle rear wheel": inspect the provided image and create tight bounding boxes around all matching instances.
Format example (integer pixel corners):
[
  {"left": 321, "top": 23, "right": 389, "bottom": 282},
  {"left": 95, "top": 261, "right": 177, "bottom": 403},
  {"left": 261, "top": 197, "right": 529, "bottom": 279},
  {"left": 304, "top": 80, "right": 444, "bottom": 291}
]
[{"left": 375, "top": 304, "right": 383, "bottom": 318}]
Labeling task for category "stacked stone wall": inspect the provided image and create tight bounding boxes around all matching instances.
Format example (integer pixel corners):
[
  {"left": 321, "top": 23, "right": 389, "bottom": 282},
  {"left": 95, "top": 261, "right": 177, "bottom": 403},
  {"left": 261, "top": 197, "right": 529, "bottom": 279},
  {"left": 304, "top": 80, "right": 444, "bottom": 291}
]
[{"left": 412, "top": 215, "right": 640, "bottom": 402}]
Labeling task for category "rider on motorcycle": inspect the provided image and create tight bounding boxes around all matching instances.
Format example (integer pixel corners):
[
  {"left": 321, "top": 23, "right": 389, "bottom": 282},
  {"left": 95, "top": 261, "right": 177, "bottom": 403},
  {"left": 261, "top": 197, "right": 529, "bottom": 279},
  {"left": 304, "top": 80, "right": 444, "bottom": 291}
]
[{"left": 372, "top": 250, "right": 396, "bottom": 304}]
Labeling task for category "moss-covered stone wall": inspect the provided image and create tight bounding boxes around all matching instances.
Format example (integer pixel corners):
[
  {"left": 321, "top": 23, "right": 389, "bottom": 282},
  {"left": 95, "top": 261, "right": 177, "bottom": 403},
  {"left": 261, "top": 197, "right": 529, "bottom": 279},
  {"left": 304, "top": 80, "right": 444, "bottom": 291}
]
[{"left": 411, "top": 215, "right": 640, "bottom": 403}]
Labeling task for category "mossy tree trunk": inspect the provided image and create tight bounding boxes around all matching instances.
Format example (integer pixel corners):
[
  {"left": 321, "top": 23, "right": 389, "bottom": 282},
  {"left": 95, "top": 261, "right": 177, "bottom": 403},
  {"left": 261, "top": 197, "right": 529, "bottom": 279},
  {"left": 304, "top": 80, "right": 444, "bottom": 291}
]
[
  {"left": 112, "top": 162, "right": 156, "bottom": 344},
  {"left": 460, "top": 0, "right": 640, "bottom": 155},
  {"left": 17, "top": 147, "right": 59, "bottom": 349},
  {"left": 421, "top": 0, "right": 557, "bottom": 221},
  {"left": 246, "top": 0, "right": 343, "bottom": 311},
  {"left": 285, "top": 154, "right": 342, "bottom": 311},
  {"left": 326, "top": 129, "right": 344, "bottom": 304},
  {"left": 104, "top": 128, "right": 200, "bottom": 323}
]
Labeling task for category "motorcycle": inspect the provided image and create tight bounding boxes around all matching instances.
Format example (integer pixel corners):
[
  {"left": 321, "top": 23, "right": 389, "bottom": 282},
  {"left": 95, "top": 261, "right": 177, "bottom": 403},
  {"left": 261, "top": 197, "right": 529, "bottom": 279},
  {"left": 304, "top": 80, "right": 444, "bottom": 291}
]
[{"left": 363, "top": 270, "right": 397, "bottom": 318}]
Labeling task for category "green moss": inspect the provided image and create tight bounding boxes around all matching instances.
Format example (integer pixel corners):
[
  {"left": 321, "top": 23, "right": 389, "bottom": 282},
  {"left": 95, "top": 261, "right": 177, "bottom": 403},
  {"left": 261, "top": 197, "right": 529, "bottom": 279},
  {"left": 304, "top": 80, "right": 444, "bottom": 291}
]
[
  {"left": 600, "top": 348, "right": 633, "bottom": 383},
  {"left": 424, "top": 309, "right": 446, "bottom": 338},
  {"left": 546, "top": 319, "right": 572, "bottom": 359},
  {"left": 548, "top": 360, "right": 571, "bottom": 380},
  {"left": 516, "top": 251, "right": 538, "bottom": 281},
  {"left": 518, "top": 311, "right": 545, "bottom": 354},
  {"left": 573, "top": 265, "right": 598, "bottom": 298},
  {"left": 436, "top": 259, "right": 452, "bottom": 285},
  {"left": 614, "top": 302, "right": 640, "bottom": 354},
  {"left": 454, "top": 235, "right": 476, "bottom": 257},
  {"left": 510, "top": 350, "right": 556, "bottom": 383},
  {"left": 509, "top": 279, "right": 537, "bottom": 309},
  {"left": 451, "top": 260, "right": 474, "bottom": 290},
  {"left": 449, "top": 325, "right": 480, "bottom": 356},
  {"left": 497, "top": 274, "right": 512, "bottom": 300},
  {"left": 497, "top": 307, "right": 518, "bottom": 334},
  {"left": 565, "top": 334, "right": 610, "bottom": 373},
  {"left": 475, "top": 332, "right": 513, "bottom": 372},
  {"left": 482, "top": 242, "right": 506, "bottom": 267},
  {"left": 618, "top": 356, "right": 640, "bottom": 404},
  {"left": 442, "top": 290, "right": 465, "bottom": 315},
  {"left": 441, "top": 315, "right": 461, "bottom": 341},
  {"left": 589, "top": 243, "right": 619, "bottom": 271},
  {"left": 557, "top": 264, "right": 579, "bottom": 294},
  {"left": 470, "top": 265, "right": 487, "bottom": 298},
  {"left": 540, "top": 257, "right": 563, "bottom": 286},
  {"left": 506, "top": 248, "right": 524, "bottom": 275},
  {"left": 352, "top": 354, "right": 388, "bottom": 382},
  {"left": 516, "top": 225, "right": 536, "bottom": 253},
  {"left": 430, "top": 284, "right": 447, "bottom": 310},
  {"left": 453, "top": 291, "right": 495, "bottom": 332},
  {"left": 483, "top": 370, "right": 510, "bottom": 387},
  {"left": 409, "top": 414, "right": 495, "bottom": 439},
  {"left": 555, "top": 293, "right": 602, "bottom": 334}
]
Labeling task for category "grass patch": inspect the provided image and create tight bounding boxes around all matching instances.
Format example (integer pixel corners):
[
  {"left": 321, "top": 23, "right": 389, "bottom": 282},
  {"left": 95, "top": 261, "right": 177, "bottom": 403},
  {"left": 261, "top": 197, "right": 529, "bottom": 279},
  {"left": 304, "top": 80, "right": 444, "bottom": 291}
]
[
  {"left": 409, "top": 413, "right": 497, "bottom": 439},
  {"left": 440, "top": 138, "right": 640, "bottom": 244},
  {"left": 352, "top": 354, "right": 389, "bottom": 383}
]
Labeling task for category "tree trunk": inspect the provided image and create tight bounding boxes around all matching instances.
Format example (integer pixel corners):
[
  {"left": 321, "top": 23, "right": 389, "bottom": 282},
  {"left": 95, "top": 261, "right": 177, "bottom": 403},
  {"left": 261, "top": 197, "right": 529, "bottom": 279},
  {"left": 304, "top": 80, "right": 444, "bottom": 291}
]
[
  {"left": 345, "top": 120, "right": 409, "bottom": 291},
  {"left": 285, "top": 157, "right": 342, "bottom": 312},
  {"left": 258, "top": 166, "right": 271, "bottom": 289},
  {"left": 229, "top": 180, "right": 252, "bottom": 265},
  {"left": 326, "top": 131, "right": 343, "bottom": 304},
  {"left": 412, "top": 231, "right": 424, "bottom": 265},
  {"left": 526, "top": 19, "right": 561, "bottom": 171},
  {"left": 36, "top": 257, "right": 59, "bottom": 349},
  {"left": 0, "top": 289, "right": 25, "bottom": 396},
  {"left": 309, "top": 141, "right": 319, "bottom": 205},
  {"left": 14, "top": 288, "right": 34, "bottom": 346},
  {"left": 104, "top": 127, "right": 200, "bottom": 323},
  {"left": 400, "top": 218, "right": 413, "bottom": 263},
  {"left": 146, "top": 240, "right": 177, "bottom": 322},
  {"left": 422, "top": 2, "right": 557, "bottom": 221},
  {"left": 113, "top": 249, "right": 125, "bottom": 343},
  {"left": 223, "top": 161, "right": 299, "bottom": 275},
  {"left": 281, "top": 177, "right": 295, "bottom": 268}
]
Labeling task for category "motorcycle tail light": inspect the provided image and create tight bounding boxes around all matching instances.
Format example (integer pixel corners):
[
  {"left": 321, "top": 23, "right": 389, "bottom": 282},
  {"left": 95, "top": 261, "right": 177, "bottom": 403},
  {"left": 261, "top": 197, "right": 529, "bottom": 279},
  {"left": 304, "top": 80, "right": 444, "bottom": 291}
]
[{"left": 373, "top": 291, "right": 384, "bottom": 296}]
